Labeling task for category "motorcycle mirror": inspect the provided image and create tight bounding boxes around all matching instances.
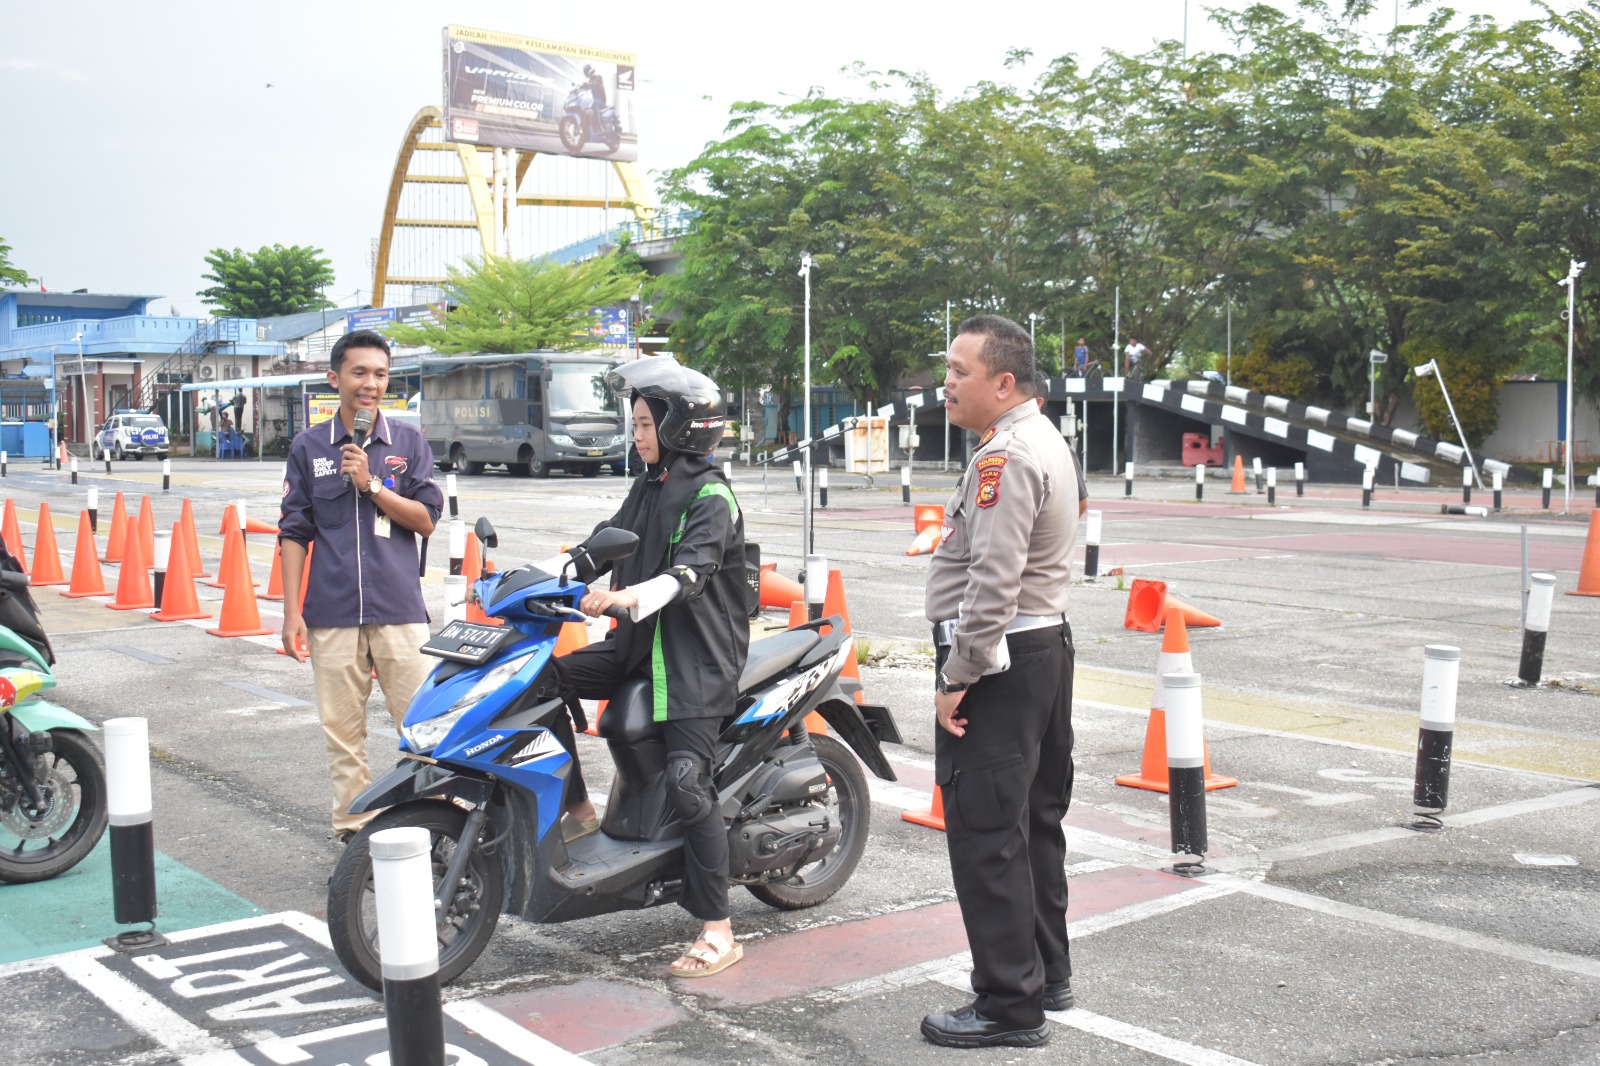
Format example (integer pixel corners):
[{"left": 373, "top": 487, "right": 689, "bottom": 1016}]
[
  {"left": 585, "top": 527, "right": 639, "bottom": 563},
  {"left": 473, "top": 517, "right": 498, "bottom": 550}
]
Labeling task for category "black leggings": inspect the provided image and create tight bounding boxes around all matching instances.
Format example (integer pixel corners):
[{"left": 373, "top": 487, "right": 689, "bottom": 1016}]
[{"left": 556, "top": 643, "right": 731, "bottom": 922}]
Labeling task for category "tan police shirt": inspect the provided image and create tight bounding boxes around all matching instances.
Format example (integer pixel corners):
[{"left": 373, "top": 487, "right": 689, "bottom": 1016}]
[{"left": 925, "top": 399, "right": 1078, "bottom": 684}]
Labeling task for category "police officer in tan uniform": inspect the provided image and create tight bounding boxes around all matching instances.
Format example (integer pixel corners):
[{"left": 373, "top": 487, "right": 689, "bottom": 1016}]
[{"left": 921, "top": 315, "right": 1078, "bottom": 1050}]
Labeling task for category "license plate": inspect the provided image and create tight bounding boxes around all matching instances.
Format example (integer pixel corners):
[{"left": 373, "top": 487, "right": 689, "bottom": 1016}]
[
  {"left": 421, "top": 620, "right": 517, "bottom": 664},
  {"left": 586, "top": 448, "right": 604, "bottom": 456}
]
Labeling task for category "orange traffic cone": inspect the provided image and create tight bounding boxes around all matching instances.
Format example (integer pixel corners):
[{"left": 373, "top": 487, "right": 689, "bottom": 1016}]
[
  {"left": 61, "top": 511, "right": 109, "bottom": 598},
  {"left": 758, "top": 564, "right": 804, "bottom": 610},
  {"left": 245, "top": 515, "right": 280, "bottom": 536},
  {"left": 102, "top": 492, "right": 128, "bottom": 564},
  {"left": 179, "top": 498, "right": 210, "bottom": 578},
  {"left": 152, "top": 521, "right": 210, "bottom": 622},
  {"left": 136, "top": 495, "right": 157, "bottom": 567},
  {"left": 902, "top": 785, "right": 947, "bottom": 831},
  {"left": 1115, "top": 607, "right": 1236, "bottom": 792},
  {"left": 275, "top": 542, "right": 314, "bottom": 658},
  {"left": 1569, "top": 510, "right": 1600, "bottom": 597},
  {"left": 1123, "top": 578, "right": 1221, "bottom": 632},
  {"left": 2, "top": 498, "right": 27, "bottom": 570},
  {"left": 261, "top": 540, "right": 286, "bottom": 602},
  {"left": 1229, "top": 454, "right": 1246, "bottom": 494},
  {"left": 552, "top": 616, "right": 589, "bottom": 656},
  {"left": 28, "top": 502, "right": 67, "bottom": 586},
  {"left": 217, "top": 504, "right": 238, "bottom": 536},
  {"left": 107, "top": 528, "right": 154, "bottom": 611},
  {"left": 904, "top": 504, "right": 944, "bottom": 556},
  {"left": 207, "top": 526, "right": 273, "bottom": 637},
  {"left": 207, "top": 518, "right": 253, "bottom": 589}
]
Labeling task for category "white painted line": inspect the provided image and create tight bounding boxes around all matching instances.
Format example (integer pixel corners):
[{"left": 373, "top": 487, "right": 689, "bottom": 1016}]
[
  {"left": 1104, "top": 377, "right": 1126, "bottom": 393},
  {"left": 1353, "top": 444, "right": 1382, "bottom": 468},
  {"left": 1051, "top": 1007, "right": 1267, "bottom": 1066},
  {"left": 1306, "top": 430, "right": 1335, "bottom": 452},
  {"left": 1142, "top": 383, "right": 1167, "bottom": 402},
  {"left": 1067, "top": 882, "right": 1234, "bottom": 939},
  {"left": 1263, "top": 396, "right": 1288, "bottom": 413},
  {"left": 447, "top": 999, "right": 596, "bottom": 1065},
  {"left": 1440, "top": 784, "right": 1600, "bottom": 827},
  {"left": 1514, "top": 853, "right": 1578, "bottom": 866},
  {"left": 1436, "top": 441, "right": 1465, "bottom": 463},
  {"left": 1346, "top": 417, "right": 1372, "bottom": 435},
  {"left": 1390, "top": 428, "right": 1418, "bottom": 447},
  {"left": 1180, "top": 394, "right": 1206, "bottom": 414},
  {"left": 1225, "top": 386, "right": 1248, "bottom": 403},
  {"left": 1264, "top": 417, "right": 1289, "bottom": 438},
  {"left": 1220, "top": 406, "right": 1247, "bottom": 426},
  {"left": 1220, "top": 875, "right": 1600, "bottom": 979},
  {"left": 1065, "top": 378, "right": 1086, "bottom": 394},
  {"left": 1305, "top": 406, "right": 1331, "bottom": 424},
  {"left": 56, "top": 953, "right": 241, "bottom": 1061},
  {"left": 0, "top": 955, "right": 60, "bottom": 978}
]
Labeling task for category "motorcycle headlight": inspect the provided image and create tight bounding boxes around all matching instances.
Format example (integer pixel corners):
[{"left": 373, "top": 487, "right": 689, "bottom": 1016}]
[
  {"left": 548, "top": 434, "right": 574, "bottom": 446},
  {"left": 402, "top": 652, "right": 535, "bottom": 753}
]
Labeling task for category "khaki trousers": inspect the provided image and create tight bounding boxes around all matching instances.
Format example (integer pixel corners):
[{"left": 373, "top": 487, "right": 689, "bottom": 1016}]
[{"left": 307, "top": 622, "right": 432, "bottom": 832}]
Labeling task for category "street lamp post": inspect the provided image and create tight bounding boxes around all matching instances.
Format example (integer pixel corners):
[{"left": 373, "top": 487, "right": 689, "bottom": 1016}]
[
  {"left": 1414, "top": 359, "right": 1482, "bottom": 490},
  {"left": 799, "top": 252, "right": 814, "bottom": 556},
  {"left": 1368, "top": 348, "right": 1388, "bottom": 420},
  {"left": 1559, "top": 259, "right": 1586, "bottom": 514},
  {"left": 1028, "top": 312, "right": 1037, "bottom": 349}
]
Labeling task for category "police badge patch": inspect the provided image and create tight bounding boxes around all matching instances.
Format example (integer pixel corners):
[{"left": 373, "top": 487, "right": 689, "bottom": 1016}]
[
  {"left": 384, "top": 454, "right": 409, "bottom": 476},
  {"left": 974, "top": 454, "right": 1007, "bottom": 508}
]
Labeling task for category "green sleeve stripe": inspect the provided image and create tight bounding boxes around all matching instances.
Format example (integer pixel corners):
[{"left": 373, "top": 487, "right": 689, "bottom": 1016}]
[
  {"left": 696, "top": 481, "right": 739, "bottom": 519},
  {"left": 652, "top": 619, "right": 669, "bottom": 722}
]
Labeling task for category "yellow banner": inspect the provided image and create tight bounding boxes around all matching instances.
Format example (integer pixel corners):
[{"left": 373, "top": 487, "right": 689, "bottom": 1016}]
[{"left": 305, "top": 393, "right": 409, "bottom": 428}]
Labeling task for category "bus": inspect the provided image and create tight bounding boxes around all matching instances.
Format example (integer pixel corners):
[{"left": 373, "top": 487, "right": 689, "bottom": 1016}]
[{"left": 417, "top": 352, "right": 626, "bottom": 477}]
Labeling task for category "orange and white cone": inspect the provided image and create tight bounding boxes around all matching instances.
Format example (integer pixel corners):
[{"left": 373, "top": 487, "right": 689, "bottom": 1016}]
[{"left": 1114, "top": 607, "right": 1236, "bottom": 792}]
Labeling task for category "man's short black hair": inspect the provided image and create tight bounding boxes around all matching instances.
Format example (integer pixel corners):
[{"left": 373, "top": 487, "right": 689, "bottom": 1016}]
[
  {"left": 330, "top": 329, "right": 391, "bottom": 372},
  {"left": 956, "top": 315, "right": 1036, "bottom": 389},
  {"left": 1029, "top": 370, "right": 1050, "bottom": 397}
]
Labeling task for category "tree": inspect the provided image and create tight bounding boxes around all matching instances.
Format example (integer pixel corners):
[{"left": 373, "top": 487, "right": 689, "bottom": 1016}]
[
  {"left": 0, "top": 236, "right": 32, "bottom": 287},
  {"left": 198, "top": 244, "right": 335, "bottom": 318},
  {"left": 384, "top": 253, "right": 642, "bottom": 354}
]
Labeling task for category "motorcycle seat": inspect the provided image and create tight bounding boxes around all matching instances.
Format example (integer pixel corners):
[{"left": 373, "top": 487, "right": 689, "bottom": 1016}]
[{"left": 738, "top": 629, "right": 820, "bottom": 694}]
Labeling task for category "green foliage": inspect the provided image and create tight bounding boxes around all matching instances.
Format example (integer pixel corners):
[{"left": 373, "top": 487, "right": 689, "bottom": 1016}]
[
  {"left": 385, "top": 254, "right": 643, "bottom": 355},
  {"left": 0, "top": 236, "right": 31, "bottom": 287},
  {"left": 198, "top": 244, "right": 335, "bottom": 318}
]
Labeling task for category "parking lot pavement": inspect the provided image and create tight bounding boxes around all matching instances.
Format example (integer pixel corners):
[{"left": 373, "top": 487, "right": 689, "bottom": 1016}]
[{"left": 1, "top": 459, "right": 1597, "bottom": 1063}]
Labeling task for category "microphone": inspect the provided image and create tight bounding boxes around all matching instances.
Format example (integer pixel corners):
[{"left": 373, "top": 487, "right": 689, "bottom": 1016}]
[{"left": 343, "top": 408, "right": 375, "bottom": 487}]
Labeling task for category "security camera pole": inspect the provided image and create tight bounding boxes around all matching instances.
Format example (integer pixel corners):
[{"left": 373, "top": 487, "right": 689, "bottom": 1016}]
[
  {"left": 1414, "top": 359, "right": 1483, "bottom": 491},
  {"left": 1559, "top": 259, "right": 1586, "bottom": 514}
]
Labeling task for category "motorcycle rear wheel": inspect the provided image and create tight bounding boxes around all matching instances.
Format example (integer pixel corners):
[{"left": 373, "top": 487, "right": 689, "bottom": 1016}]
[
  {"left": 326, "top": 801, "right": 504, "bottom": 992},
  {"left": 746, "top": 734, "right": 870, "bottom": 910},
  {"left": 0, "top": 729, "right": 109, "bottom": 884}
]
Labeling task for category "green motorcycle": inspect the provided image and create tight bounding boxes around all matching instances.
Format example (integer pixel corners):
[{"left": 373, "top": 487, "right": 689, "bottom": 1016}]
[{"left": 0, "top": 551, "right": 106, "bottom": 883}]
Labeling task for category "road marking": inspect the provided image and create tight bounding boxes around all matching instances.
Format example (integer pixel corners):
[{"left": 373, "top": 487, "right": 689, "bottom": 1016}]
[
  {"left": 56, "top": 952, "right": 239, "bottom": 1061},
  {"left": 1217, "top": 875, "right": 1600, "bottom": 979},
  {"left": 1440, "top": 783, "right": 1600, "bottom": 827},
  {"left": 446, "top": 999, "right": 597, "bottom": 1065},
  {"left": 104, "top": 644, "right": 178, "bottom": 664},
  {"left": 221, "top": 681, "right": 310, "bottom": 707}
]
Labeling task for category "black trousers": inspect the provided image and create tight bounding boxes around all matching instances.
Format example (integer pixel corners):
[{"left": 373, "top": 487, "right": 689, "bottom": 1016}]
[
  {"left": 934, "top": 624, "right": 1075, "bottom": 1029},
  {"left": 557, "top": 643, "right": 731, "bottom": 922}
]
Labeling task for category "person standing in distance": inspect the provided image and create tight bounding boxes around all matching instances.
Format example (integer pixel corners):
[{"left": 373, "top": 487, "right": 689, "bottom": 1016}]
[
  {"left": 278, "top": 329, "right": 444, "bottom": 842},
  {"left": 921, "top": 315, "right": 1078, "bottom": 1049},
  {"left": 1073, "top": 337, "right": 1090, "bottom": 377}
]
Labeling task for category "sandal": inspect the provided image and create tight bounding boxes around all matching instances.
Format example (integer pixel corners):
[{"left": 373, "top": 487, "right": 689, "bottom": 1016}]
[
  {"left": 670, "top": 930, "right": 743, "bottom": 978},
  {"left": 560, "top": 813, "right": 601, "bottom": 843}
]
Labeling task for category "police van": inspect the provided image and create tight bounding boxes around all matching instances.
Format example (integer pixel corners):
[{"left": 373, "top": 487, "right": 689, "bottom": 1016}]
[{"left": 91, "top": 410, "right": 170, "bottom": 461}]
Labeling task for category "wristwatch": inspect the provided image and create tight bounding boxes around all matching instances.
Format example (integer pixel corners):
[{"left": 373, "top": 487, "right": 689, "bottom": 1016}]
[
  {"left": 365, "top": 475, "right": 384, "bottom": 497},
  {"left": 937, "top": 673, "right": 969, "bottom": 695}
]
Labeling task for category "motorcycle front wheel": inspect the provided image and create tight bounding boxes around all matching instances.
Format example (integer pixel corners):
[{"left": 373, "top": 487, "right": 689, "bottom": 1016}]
[
  {"left": 746, "top": 733, "right": 871, "bottom": 910},
  {"left": 558, "top": 115, "right": 585, "bottom": 153},
  {"left": 327, "top": 801, "right": 504, "bottom": 992},
  {"left": 0, "top": 729, "right": 109, "bottom": 884}
]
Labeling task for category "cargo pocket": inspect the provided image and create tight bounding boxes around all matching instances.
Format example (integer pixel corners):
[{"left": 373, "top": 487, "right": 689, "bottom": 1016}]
[
  {"left": 311, "top": 478, "right": 355, "bottom": 530},
  {"left": 946, "top": 752, "right": 1026, "bottom": 832}
]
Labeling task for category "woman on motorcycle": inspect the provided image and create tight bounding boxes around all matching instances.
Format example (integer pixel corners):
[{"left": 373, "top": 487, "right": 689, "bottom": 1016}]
[{"left": 560, "top": 358, "right": 750, "bottom": 977}]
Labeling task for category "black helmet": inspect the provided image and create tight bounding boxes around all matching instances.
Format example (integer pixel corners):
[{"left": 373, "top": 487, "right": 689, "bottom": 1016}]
[
  {"left": 606, "top": 358, "right": 726, "bottom": 457},
  {"left": 583, "top": 64, "right": 596, "bottom": 77}
]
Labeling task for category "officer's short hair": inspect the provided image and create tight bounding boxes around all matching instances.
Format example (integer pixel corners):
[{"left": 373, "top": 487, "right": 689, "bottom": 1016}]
[
  {"left": 1027, "top": 370, "right": 1049, "bottom": 397},
  {"left": 957, "top": 315, "right": 1035, "bottom": 388},
  {"left": 330, "top": 329, "right": 392, "bottom": 372}
]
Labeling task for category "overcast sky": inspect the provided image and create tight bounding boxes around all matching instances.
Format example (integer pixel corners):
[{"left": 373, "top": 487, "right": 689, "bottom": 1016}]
[{"left": 2, "top": 0, "right": 1545, "bottom": 319}]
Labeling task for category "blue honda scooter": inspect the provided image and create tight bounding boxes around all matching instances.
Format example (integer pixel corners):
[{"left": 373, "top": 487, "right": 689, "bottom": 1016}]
[{"left": 327, "top": 521, "right": 900, "bottom": 992}]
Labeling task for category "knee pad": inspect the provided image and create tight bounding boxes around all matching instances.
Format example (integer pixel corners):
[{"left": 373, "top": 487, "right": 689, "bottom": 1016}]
[{"left": 665, "top": 751, "right": 715, "bottom": 826}]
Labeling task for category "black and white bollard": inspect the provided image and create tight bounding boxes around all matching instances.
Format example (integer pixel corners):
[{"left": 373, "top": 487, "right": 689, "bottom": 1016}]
[
  {"left": 1266, "top": 468, "right": 1277, "bottom": 506},
  {"left": 448, "top": 520, "right": 465, "bottom": 577},
  {"left": 104, "top": 717, "right": 166, "bottom": 950},
  {"left": 1194, "top": 463, "right": 1205, "bottom": 501},
  {"left": 445, "top": 473, "right": 459, "bottom": 519},
  {"left": 1361, "top": 465, "right": 1373, "bottom": 509},
  {"left": 104, "top": 451, "right": 112, "bottom": 475},
  {"left": 1516, "top": 573, "right": 1557, "bottom": 686},
  {"left": 1084, "top": 509, "right": 1102, "bottom": 579},
  {"left": 1, "top": 449, "right": 7, "bottom": 477},
  {"left": 1252, "top": 457, "right": 1264, "bottom": 494},
  {"left": 1163, "top": 672, "right": 1208, "bottom": 873},
  {"left": 803, "top": 553, "right": 828, "bottom": 622},
  {"left": 370, "top": 826, "right": 447, "bottom": 1066},
  {"left": 1492, "top": 469, "right": 1503, "bottom": 511},
  {"left": 161, "top": 458, "right": 171, "bottom": 494},
  {"left": 87, "top": 486, "right": 99, "bottom": 533},
  {"left": 70, "top": 457, "right": 79, "bottom": 486},
  {"left": 1412, "top": 644, "right": 1459, "bottom": 829},
  {"left": 1462, "top": 466, "right": 1472, "bottom": 505},
  {"left": 1124, "top": 462, "right": 1134, "bottom": 498},
  {"left": 793, "top": 460, "right": 803, "bottom": 494},
  {"left": 151, "top": 530, "right": 171, "bottom": 607},
  {"left": 901, "top": 464, "right": 911, "bottom": 505},
  {"left": 723, "top": 461, "right": 733, "bottom": 483},
  {"left": 1295, "top": 461, "right": 1305, "bottom": 497},
  {"left": 1542, "top": 467, "right": 1553, "bottom": 510},
  {"left": 818, "top": 466, "right": 829, "bottom": 509}
]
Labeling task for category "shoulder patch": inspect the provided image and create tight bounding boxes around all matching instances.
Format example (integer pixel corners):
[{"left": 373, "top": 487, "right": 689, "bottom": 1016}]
[
  {"left": 979, "top": 426, "right": 997, "bottom": 447},
  {"left": 974, "top": 455, "right": 1007, "bottom": 508}
]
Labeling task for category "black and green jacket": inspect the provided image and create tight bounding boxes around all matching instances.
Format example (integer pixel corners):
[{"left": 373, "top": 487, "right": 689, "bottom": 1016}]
[{"left": 585, "top": 451, "right": 749, "bottom": 722}]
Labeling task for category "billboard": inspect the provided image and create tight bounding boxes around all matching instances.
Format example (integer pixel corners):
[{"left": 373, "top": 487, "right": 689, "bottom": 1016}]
[
  {"left": 346, "top": 303, "right": 447, "bottom": 335},
  {"left": 304, "top": 392, "right": 411, "bottom": 428},
  {"left": 442, "top": 24, "right": 638, "bottom": 162},
  {"left": 587, "top": 305, "right": 634, "bottom": 347}
]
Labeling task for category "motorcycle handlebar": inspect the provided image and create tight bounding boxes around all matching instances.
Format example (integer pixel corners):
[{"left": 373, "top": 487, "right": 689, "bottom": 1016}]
[{"left": 602, "top": 605, "right": 629, "bottom": 621}]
